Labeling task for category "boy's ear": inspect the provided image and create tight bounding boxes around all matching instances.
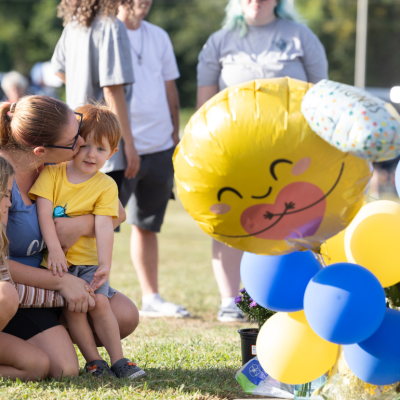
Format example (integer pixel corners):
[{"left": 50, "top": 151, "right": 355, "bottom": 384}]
[{"left": 107, "top": 147, "right": 118, "bottom": 160}]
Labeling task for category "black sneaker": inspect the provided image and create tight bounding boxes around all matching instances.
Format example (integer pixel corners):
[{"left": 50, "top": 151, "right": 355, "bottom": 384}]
[
  {"left": 217, "top": 306, "right": 247, "bottom": 322},
  {"left": 85, "top": 360, "right": 115, "bottom": 377},
  {"left": 111, "top": 358, "right": 146, "bottom": 380}
]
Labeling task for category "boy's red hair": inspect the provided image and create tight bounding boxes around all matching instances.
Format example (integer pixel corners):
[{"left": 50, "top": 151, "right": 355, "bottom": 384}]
[{"left": 75, "top": 103, "right": 121, "bottom": 151}]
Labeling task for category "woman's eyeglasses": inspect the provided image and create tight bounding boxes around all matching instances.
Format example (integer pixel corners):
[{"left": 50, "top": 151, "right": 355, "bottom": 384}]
[{"left": 44, "top": 112, "right": 83, "bottom": 151}]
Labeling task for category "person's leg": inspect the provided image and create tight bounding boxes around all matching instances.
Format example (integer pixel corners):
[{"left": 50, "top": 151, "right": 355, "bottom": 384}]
[
  {"left": 88, "top": 294, "right": 123, "bottom": 365},
  {"left": 0, "top": 281, "right": 19, "bottom": 331},
  {"left": 28, "top": 325, "right": 79, "bottom": 379},
  {"left": 126, "top": 148, "right": 189, "bottom": 317},
  {"left": 212, "top": 239, "right": 243, "bottom": 298},
  {"left": 63, "top": 308, "right": 102, "bottom": 364},
  {"left": 212, "top": 239, "right": 246, "bottom": 322},
  {"left": 109, "top": 291, "right": 140, "bottom": 339},
  {"left": 0, "top": 332, "right": 50, "bottom": 381},
  {"left": 130, "top": 225, "right": 158, "bottom": 295},
  {"left": 0, "top": 282, "right": 49, "bottom": 381},
  {"left": 62, "top": 291, "right": 139, "bottom": 347}
]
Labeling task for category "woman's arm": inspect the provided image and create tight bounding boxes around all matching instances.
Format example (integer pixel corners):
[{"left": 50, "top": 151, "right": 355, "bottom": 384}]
[
  {"left": 8, "top": 260, "right": 95, "bottom": 313},
  {"left": 36, "top": 197, "right": 69, "bottom": 276},
  {"left": 54, "top": 200, "right": 126, "bottom": 252},
  {"left": 196, "top": 85, "right": 219, "bottom": 110}
]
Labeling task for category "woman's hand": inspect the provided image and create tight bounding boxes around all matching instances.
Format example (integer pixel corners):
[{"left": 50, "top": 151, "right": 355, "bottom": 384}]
[
  {"left": 54, "top": 204, "right": 125, "bottom": 250},
  {"left": 58, "top": 273, "right": 96, "bottom": 313}
]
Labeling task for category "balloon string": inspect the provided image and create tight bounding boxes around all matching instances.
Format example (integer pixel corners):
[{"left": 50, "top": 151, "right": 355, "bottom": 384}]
[
  {"left": 367, "top": 195, "right": 379, "bottom": 201},
  {"left": 313, "top": 252, "right": 327, "bottom": 268}
]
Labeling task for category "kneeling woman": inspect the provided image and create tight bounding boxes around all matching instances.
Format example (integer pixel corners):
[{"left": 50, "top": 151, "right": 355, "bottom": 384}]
[{"left": 0, "top": 96, "right": 139, "bottom": 378}]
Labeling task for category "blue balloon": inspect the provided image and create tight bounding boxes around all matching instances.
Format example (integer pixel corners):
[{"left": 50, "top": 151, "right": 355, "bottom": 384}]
[
  {"left": 240, "top": 251, "right": 321, "bottom": 312},
  {"left": 344, "top": 309, "right": 400, "bottom": 385},
  {"left": 304, "top": 263, "right": 386, "bottom": 345},
  {"left": 395, "top": 160, "right": 400, "bottom": 198}
]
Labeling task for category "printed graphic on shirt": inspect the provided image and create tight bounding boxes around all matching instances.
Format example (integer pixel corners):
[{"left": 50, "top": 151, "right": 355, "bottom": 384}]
[
  {"left": 53, "top": 204, "right": 70, "bottom": 218},
  {"left": 275, "top": 39, "right": 287, "bottom": 51}
]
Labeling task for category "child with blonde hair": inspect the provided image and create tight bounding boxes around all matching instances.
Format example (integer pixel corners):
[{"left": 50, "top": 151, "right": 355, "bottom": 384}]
[
  {"left": 30, "top": 104, "right": 145, "bottom": 379},
  {"left": 0, "top": 155, "right": 51, "bottom": 381}
]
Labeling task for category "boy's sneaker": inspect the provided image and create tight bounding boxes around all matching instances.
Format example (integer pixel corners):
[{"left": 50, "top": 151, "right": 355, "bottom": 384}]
[
  {"left": 111, "top": 358, "right": 146, "bottom": 380},
  {"left": 85, "top": 360, "right": 115, "bottom": 377},
  {"left": 217, "top": 305, "right": 247, "bottom": 322}
]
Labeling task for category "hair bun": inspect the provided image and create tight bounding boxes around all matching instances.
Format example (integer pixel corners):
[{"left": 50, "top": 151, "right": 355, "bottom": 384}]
[{"left": 9, "top": 103, "right": 16, "bottom": 114}]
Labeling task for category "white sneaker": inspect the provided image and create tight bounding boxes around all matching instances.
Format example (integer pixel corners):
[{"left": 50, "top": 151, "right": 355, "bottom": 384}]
[
  {"left": 217, "top": 305, "right": 247, "bottom": 322},
  {"left": 140, "top": 301, "right": 190, "bottom": 318}
]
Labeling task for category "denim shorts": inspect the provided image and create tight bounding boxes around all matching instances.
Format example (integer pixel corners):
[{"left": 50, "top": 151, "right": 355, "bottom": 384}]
[{"left": 68, "top": 265, "right": 116, "bottom": 298}]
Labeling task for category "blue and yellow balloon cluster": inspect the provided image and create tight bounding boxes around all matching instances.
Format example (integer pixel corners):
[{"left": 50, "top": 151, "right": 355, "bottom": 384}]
[
  {"left": 173, "top": 77, "right": 400, "bottom": 386},
  {"left": 243, "top": 199, "right": 400, "bottom": 386}
]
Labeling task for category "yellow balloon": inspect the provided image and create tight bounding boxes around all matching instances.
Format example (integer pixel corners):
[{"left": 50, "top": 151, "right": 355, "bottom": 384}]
[
  {"left": 345, "top": 200, "right": 400, "bottom": 287},
  {"left": 257, "top": 311, "right": 339, "bottom": 385},
  {"left": 174, "top": 78, "right": 371, "bottom": 255},
  {"left": 321, "top": 229, "right": 347, "bottom": 265}
]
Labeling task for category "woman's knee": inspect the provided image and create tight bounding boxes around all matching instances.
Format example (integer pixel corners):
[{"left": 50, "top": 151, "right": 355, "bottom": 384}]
[
  {"left": 24, "top": 350, "right": 50, "bottom": 380},
  {"left": 49, "top": 360, "right": 79, "bottom": 379},
  {"left": 0, "top": 282, "right": 19, "bottom": 320},
  {"left": 110, "top": 292, "right": 139, "bottom": 338}
]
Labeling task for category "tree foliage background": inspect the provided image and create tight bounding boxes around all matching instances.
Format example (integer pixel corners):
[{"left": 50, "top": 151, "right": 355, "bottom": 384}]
[{"left": 0, "top": 0, "right": 399, "bottom": 107}]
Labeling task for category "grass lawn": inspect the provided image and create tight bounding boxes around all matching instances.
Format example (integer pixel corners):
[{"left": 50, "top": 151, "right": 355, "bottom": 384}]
[{"left": 0, "top": 197, "right": 259, "bottom": 400}]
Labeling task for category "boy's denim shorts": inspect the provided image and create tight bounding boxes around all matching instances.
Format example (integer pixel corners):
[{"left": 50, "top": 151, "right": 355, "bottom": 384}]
[{"left": 68, "top": 265, "right": 116, "bottom": 298}]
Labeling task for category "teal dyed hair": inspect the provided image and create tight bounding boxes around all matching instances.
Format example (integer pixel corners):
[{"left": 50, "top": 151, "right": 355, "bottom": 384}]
[{"left": 223, "top": 0, "right": 302, "bottom": 37}]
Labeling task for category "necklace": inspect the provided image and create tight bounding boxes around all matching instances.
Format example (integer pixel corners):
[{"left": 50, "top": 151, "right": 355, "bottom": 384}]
[{"left": 130, "top": 25, "right": 144, "bottom": 66}]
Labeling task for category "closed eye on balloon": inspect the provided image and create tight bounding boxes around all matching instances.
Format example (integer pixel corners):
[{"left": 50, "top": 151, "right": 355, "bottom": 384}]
[
  {"left": 270, "top": 159, "right": 293, "bottom": 181},
  {"left": 217, "top": 187, "right": 243, "bottom": 202},
  {"left": 252, "top": 187, "right": 272, "bottom": 199}
]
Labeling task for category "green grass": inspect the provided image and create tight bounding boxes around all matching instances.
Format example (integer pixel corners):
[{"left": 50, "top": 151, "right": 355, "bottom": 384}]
[{"left": 0, "top": 199, "right": 256, "bottom": 400}]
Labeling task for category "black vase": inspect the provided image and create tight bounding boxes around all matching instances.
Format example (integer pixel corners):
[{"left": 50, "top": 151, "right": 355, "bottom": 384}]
[{"left": 238, "top": 328, "right": 259, "bottom": 365}]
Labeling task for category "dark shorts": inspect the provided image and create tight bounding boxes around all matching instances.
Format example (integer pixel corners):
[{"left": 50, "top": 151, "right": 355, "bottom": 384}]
[
  {"left": 120, "top": 146, "right": 175, "bottom": 232},
  {"left": 2, "top": 307, "right": 61, "bottom": 341},
  {"left": 106, "top": 170, "right": 125, "bottom": 193}
]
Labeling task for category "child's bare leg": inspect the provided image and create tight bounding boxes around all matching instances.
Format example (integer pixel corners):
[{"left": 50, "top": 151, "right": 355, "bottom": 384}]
[
  {"left": 62, "top": 309, "right": 102, "bottom": 363},
  {"left": 89, "top": 294, "right": 123, "bottom": 365}
]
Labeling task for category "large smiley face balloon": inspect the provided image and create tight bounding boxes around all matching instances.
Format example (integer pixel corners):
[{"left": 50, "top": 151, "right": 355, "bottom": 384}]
[{"left": 173, "top": 78, "right": 372, "bottom": 255}]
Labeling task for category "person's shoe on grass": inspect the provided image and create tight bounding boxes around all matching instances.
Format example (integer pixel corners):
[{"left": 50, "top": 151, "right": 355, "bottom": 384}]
[
  {"left": 85, "top": 360, "right": 115, "bottom": 377},
  {"left": 111, "top": 358, "right": 146, "bottom": 380},
  {"left": 217, "top": 297, "right": 247, "bottom": 322},
  {"left": 140, "top": 293, "right": 190, "bottom": 318}
]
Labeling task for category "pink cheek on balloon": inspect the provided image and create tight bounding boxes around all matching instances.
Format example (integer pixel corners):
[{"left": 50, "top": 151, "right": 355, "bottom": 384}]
[
  {"left": 292, "top": 157, "right": 312, "bottom": 176},
  {"left": 209, "top": 203, "right": 231, "bottom": 215}
]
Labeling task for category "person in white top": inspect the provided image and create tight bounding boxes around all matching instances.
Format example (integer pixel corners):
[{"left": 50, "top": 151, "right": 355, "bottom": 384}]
[{"left": 117, "top": 0, "right": 189, "bottom": 318}]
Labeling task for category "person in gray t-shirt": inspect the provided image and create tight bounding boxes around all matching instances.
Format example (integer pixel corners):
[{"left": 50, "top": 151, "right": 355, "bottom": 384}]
[
  {"left": 196, "top": 0, "right": 328, "bottom": 323},
  {"left": 52, "top": 0, "right": 140, "bottom": 185}
]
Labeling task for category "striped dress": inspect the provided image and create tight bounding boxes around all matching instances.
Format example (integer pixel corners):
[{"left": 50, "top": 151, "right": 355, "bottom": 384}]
[{"left": 0, "top": 261, "right": 66, "bottom": 308}]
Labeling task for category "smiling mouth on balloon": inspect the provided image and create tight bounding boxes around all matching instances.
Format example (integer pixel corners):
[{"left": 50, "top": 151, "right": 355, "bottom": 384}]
[{"left": 214, "top": 163, "right": 345, "bottom": 238}]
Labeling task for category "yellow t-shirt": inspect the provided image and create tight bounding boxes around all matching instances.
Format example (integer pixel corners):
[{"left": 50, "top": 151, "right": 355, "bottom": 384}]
[{"left": 29, "top": 162, "right": 119, "bottom": 267}]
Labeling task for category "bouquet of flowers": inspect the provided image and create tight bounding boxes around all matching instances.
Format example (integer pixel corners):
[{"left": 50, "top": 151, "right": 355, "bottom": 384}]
[{"left": 235, "top": 288, "right": 275, "bottom": 330}]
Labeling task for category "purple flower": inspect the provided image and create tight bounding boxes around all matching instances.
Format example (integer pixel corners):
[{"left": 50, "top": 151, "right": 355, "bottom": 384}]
[
  {"left": 250, "top": 301, "right": 257, "bottom": 308},
  {"left": 234, "top": 296, "right": 242, "bottom": 304},
  {"left": 239, "top": 288, "right": 246, "bottom": 293},
  {"left": 249, "top": 298, "right": 253, "bottom": 301}
]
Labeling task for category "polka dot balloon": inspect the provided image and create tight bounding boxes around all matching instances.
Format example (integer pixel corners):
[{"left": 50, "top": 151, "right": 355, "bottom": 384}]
[{"left": 301, "top": 80, "right": 400, "bottom": 162}]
